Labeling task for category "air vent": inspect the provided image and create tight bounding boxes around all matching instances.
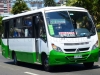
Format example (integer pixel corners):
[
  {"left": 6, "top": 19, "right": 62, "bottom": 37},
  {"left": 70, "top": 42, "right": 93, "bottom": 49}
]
[{"left": 64, "top": 42, "right": 89, "bottom": 45}]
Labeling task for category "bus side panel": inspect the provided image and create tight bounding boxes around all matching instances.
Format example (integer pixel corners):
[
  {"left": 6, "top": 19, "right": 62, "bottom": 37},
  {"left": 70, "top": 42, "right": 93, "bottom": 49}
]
[
  {"left": 15, "top": 51, "right": 37, "bottom": 63},
  {"left": 9, "top": 38, "right": 36, "bottom": 63},
  {"left": 1, "top": 39, "right": 9, "bottom": 58}
]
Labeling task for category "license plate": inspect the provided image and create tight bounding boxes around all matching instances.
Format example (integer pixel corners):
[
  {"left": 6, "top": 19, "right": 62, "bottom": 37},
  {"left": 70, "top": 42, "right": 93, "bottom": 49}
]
[{"left": 74, "top": 54, "right": 82, "bottom": 58}]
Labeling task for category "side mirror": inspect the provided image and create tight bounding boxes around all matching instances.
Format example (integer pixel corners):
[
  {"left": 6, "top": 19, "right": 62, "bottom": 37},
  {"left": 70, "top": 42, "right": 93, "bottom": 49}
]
[{"left": 40, "top": 34, "right": 47, "bottom": 42}]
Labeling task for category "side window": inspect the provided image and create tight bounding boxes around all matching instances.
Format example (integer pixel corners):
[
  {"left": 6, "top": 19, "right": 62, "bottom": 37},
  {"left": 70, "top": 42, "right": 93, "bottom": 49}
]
[
  {"left": 9, "top": 16, "right": 33, "bottom": 38},
  {"left": 13, "top": 18, "right": 23, "bottom": 37},
  {"left": 4, "top": 21, "right": 9, "bottom": 38},
  {"left": 23, "top": 15, "right": 32, "bottom": 37},
  {"left": 9, "top": 19, "right": 14, "bottom": 38},
  {"left": 38, "top": 13, "right": 47, "bottom": 41}
]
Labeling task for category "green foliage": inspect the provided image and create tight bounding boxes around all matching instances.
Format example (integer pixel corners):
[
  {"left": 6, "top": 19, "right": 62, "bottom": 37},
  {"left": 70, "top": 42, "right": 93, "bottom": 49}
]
[
  {"left": 0, "top": 16, "right": 3, "bottom": 38},
  {"left": 0, "top": 38, "right": 1, "bottom": 45},
  {"left": 0, "top": 16, "right": 3, "bottom": 26},
  {"left": 44, "top": 0, "right": 56, "bottom": 7},
  {"left": 66, "top": 0, "right": 77, "bottom": 6},
  {"left": 66, "top": 0, "right": 100, "bottom": 25},
  {"left": 0, "top": 19, "right": 3, "bottom": 45},
  {"left": 11, "top": 0, "right": 30, "bottom": 14},
  {"left": 97, "top": 24, "right": 100, "bottom": 30},
  {"left": 98, "top": 32, "right": 100, "bottom": 47}
]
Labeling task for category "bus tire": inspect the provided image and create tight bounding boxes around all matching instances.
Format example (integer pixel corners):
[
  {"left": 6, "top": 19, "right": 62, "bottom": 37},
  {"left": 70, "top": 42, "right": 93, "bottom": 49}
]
[
  {"left": 42, "top": 55, "right": 52, "bottom": 72},
  {"left": 13, "top": 53, "right": 18, "bottom": 65},
  {"left": 83, "top": 62, "right": 94, "bottom": 68}
]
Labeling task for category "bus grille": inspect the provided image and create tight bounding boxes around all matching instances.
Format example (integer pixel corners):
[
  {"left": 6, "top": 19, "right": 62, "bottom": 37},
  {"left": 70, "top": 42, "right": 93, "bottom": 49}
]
[
  {"left": 64, "top": 42, "right": 89, "bottom": 45},
  {"left": 64, "top": 47, "right": 89, "bottom": 52}
]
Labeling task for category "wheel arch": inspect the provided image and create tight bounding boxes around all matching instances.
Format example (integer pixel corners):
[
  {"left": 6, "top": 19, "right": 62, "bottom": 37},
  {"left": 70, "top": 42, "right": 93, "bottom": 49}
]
[
  {"left": 12, "top": 50, "right": 15, "bottom": 59},
  {"left": 41, "top": 52, "right": 47, "bottom": 64}
]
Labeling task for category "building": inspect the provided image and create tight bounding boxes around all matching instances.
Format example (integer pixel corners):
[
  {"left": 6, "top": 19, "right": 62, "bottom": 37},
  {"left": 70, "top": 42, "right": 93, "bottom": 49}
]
[
  {"left": 0, "top": 0, "right": 11, "bottom": 17},
  {"left": 29, "top": 0, "right": 43, "bottom": 9},
  {"left": 0, "top": 3, "right": 4, "bottom": 14},
  {"left": 57, "top": 0, "right": 66, "bottom": 5},
  {"left": 30, "top": 7, "right": 38, "bottom": 10},
  {"left": 0, "top": 0, "right": 44, "bottom": 16}
]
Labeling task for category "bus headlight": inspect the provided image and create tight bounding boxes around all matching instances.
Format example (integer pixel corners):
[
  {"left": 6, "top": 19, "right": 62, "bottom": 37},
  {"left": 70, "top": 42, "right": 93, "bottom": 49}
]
[
  {"left": 92, "top": 41, "right": 98, "bottom": 50},
  {"left": 51, "top": 44, "right": 62, "bottom": 52},
  {"left": 95, "top": 40, "right": 99, "bottom": 47}
]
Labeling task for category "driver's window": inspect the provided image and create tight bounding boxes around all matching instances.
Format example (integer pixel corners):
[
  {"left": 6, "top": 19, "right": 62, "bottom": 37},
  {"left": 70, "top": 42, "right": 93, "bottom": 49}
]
[{"left": 38, "top": 13, "right": 47, "bottom": 41}]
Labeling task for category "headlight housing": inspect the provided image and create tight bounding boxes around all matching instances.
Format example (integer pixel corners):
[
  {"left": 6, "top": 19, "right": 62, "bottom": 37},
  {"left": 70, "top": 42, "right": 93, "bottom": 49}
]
[
  {"left": 51, "top": 43, "right": 62, "bottom": 52},
  {"left": 92, "top": 40, "right": 98, "bottom": 50},
  {"left": 92, "top": 45, "right": 96, "bottom": 50}
]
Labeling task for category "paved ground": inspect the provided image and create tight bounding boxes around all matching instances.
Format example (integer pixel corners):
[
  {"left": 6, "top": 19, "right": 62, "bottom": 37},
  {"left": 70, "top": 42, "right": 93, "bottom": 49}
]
[{"left": 0, "top": 47, "right": 100, "bottom": 75}]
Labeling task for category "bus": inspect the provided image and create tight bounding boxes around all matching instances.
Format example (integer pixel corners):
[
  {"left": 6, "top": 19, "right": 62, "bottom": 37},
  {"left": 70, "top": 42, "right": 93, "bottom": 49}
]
[{"left": 1, "top": 6, "right": 100, "bottom": 72}]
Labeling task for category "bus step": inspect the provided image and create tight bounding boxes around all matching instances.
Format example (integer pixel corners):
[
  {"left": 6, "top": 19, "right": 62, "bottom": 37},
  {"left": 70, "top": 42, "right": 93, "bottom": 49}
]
[{"left": 34, "top": 62, "right": 42, "bottom": 65}]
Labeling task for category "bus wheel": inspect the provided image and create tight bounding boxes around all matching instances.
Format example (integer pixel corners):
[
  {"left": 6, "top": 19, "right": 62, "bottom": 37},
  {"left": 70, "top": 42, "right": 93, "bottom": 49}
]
[
  {"left": 43, "top": 56, "right": 52, "bottom": 72},
  {"left": 14, "top": 53, "right": 18, "bottom": 65},
  {"left": 83, "top": 62, "right": 94, "bottom": 68}
]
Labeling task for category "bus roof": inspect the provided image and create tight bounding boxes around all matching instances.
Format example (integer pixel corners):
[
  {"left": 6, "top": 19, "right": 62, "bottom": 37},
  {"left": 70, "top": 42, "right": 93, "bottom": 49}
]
[{"left": 3, "top": 6, "right": 87, "bottom": 20}]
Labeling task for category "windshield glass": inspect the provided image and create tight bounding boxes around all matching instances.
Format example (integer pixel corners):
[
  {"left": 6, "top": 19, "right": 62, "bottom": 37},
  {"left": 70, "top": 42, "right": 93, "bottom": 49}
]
[{"left": 45, "top": 11, "right": 95, "bottom": 38}]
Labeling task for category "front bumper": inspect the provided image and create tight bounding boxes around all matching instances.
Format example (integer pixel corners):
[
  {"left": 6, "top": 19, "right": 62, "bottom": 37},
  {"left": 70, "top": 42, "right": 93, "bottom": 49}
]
[{"left": 49, "top": 48, "right": 100, "bottom": 66}]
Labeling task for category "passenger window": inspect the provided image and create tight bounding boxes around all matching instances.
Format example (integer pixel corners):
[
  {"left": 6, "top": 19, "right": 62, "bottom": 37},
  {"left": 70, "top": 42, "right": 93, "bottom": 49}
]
[
  {"left": 4, "top": 21, "right": 9, "bottom": 38},
  {"left": 23, "top": 16, "right": 32, "bottom": 37},
  {"left": 9, "top": 19, "right": 14, "bottom": 38},
  {"left": 13, "top": 18, "right": 23, "bottom": 37}
]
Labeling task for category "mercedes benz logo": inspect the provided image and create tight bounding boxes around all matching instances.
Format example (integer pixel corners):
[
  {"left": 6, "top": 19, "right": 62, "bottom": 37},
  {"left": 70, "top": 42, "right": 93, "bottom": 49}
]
[{"left": 76, "top": 48, "right": 80, "bottom": 53}]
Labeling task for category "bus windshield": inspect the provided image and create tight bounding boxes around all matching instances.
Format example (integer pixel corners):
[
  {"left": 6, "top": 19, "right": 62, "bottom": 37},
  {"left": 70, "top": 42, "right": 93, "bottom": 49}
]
[{"left": 45, "top": 11, "right": 95, "bottom": 38}]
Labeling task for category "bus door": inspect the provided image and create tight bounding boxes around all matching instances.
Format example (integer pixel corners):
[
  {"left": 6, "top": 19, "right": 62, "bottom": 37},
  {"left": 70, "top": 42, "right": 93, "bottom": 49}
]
[
  {"left": 35, "top": 36, "right": 40, "bottom": 62},
  {"left": 33, "top": 14, "right": 47, "bottom": 62},
  {"left": 33, "top": 15, "right": 40, "bottom": 62},
  {"left": 2, "top": 21, "right": 10, "bottom": 58}
]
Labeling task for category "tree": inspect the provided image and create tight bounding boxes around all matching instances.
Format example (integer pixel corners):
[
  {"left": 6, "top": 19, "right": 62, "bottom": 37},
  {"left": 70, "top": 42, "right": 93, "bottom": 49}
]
[
  {"left": 56, "top": 0, "right": 67, "bottom": 6},
  {"left": 66, "top": 0, "right": 100, "bottom": 25},
  {"left": 0, "top": 16, "right": 3, "bottom": 26},
  {"left": 0, "top": 16, "right": 3, "bottom": 31},
  {"left": 11, "top": 0, "right": 30, "bottom": 14},
  {"left": 66, "top": 0, "right": 77, "bottom": 6},
  {"left": 44, "top": 0, "right": 56, "bottom": 7},
  {"left": 0, "top": 16, "right": 3, "bottom": 39}
]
